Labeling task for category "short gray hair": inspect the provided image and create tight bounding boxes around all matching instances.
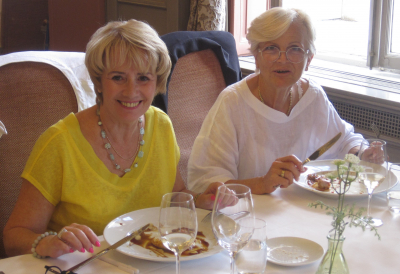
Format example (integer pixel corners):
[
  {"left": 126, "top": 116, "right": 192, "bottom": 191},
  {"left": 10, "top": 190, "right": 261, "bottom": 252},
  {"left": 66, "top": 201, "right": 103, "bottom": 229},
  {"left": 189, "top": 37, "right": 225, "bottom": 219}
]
[{"left": 246, "top": 7, "right": 316, "bottom": 56}]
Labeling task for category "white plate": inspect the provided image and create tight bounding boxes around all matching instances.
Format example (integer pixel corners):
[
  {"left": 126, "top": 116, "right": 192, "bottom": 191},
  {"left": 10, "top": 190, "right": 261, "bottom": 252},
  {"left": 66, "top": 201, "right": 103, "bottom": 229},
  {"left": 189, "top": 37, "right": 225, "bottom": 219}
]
[
  {"left": 267, "top": 237, "right": 324, "bottom": 266},
  {"left": 295, "top": 160, "right": 398, "bottom": 198},
  {"left": 103, "top": 207, "right": 222, "bottom": 262}
]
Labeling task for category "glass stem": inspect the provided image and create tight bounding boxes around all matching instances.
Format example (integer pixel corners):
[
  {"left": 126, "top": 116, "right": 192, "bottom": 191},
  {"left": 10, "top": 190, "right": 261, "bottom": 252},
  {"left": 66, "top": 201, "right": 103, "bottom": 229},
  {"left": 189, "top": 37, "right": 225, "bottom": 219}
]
[
  {"left": 175, "top": 253, "right": 181, "bottom": 274},
  {"left": 229, "top": 252, "right": 236, "bottom": 274},
  {"left": 367, "top": 193, "right": 372, "bottom": 217}
]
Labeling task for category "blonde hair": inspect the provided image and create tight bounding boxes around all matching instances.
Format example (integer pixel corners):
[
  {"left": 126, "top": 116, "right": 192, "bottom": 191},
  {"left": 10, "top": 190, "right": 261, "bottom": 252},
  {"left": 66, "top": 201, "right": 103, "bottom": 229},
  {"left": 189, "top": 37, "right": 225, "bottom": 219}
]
[
  {"left": 85, "top": 19, "right": 171, "bottom": 104},
  {"left": 246, "top": 7, "right": 316, "bottom": 56}
]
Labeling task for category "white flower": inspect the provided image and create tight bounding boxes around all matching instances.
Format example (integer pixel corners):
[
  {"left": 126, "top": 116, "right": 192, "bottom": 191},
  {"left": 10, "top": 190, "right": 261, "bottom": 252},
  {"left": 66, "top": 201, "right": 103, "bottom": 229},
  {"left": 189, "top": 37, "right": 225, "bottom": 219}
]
[
  {"left": 351, "top": 165, "right": 365, "bottom": 173},
  {"left": 333, "top": 159, "right": 345, "bottom": 166},
  {"left": 326, "top": 172, "right": 338, "bottom": 180},
  {"left": 344, "top": 154, "right": 360, "bottom": 164}
]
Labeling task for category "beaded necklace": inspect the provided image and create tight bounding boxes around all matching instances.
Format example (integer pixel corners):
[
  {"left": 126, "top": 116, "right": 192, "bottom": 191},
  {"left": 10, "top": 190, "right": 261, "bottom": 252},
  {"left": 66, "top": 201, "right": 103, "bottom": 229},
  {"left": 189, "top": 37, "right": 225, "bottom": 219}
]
[{"left": 96, "top": 109, "right": 145, "bottom": 173}]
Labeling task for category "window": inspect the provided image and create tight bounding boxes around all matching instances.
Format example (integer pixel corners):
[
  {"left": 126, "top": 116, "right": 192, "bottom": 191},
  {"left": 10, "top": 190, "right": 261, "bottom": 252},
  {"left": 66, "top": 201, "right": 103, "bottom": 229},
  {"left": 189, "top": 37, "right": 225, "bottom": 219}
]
[{"left": 230, "top": 0, "right": 400, "bottom": 74}]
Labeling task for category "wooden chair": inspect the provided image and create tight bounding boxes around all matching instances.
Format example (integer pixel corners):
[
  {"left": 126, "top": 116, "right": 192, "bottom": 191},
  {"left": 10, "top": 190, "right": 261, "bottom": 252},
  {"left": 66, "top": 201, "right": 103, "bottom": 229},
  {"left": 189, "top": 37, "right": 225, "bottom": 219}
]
[
  {"left": 158, "top": 31, "right": 241, "bottom": 185},
  {"left": 0, "top": 52, "right": 94, "bottom": 258}
]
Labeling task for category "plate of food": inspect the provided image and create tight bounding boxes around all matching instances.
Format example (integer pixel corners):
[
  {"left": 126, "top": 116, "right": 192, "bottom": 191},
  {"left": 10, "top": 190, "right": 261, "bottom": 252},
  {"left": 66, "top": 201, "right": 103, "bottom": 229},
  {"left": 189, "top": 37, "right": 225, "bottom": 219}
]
[
  {"left": 295, "top": 160, "right": 398, "bottom": 198},
  {"left": 103, "top": 207, "right": 222, "bottom": 262},
  {"left": 267, "top": 237, "right": 324, "bottom": 266}
]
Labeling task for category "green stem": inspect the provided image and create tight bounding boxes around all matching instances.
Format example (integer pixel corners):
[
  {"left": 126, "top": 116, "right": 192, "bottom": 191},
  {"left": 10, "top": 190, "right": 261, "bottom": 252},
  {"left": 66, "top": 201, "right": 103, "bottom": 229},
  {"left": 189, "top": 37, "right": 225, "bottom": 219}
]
[{"left": 329, "top": 164, "right": 348, "bottom": 274}]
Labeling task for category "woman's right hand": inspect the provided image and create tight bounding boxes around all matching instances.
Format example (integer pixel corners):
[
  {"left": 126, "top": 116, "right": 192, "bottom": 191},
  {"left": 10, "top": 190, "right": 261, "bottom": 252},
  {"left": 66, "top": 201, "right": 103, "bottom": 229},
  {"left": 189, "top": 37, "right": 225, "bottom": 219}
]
[
  {"left": 35, "top": 223, "right": 100, "bottom": 258},
  {"left": 256, "top": 155, "right": 306, "bottom": 194},
  {"left": 360, "top": 141, "right": 386, "bottom": 164}
]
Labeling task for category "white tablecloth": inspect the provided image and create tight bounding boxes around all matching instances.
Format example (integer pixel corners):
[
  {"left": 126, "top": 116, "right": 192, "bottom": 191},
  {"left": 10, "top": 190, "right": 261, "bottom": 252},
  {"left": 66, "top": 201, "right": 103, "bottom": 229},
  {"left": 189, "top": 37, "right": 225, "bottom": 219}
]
[{"left": 1, "top": 181, "right": 399, "bottom": 273}]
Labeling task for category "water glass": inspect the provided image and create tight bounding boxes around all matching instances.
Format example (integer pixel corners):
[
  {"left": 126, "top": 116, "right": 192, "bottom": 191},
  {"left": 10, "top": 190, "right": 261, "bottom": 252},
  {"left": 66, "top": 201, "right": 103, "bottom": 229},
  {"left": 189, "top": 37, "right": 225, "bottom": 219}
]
[
  {"left": 388, "top": 163, "right": 400, "bottom": 213},
  {"left": 387, "top": 191, "right": 400, "bottom": 213},
  {"left": 211, "top": 184, "right": 255, "bottom": 274},
  {"left": 235, "top": 218, "right": 268, "bottom": 274}
]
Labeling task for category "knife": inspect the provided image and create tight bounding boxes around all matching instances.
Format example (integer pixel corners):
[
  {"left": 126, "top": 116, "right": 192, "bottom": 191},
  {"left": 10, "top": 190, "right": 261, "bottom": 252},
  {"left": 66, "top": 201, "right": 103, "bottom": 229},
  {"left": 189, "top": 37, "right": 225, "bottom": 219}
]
[
  {"left": 63, "top": 223, "right": 150, "bottom": 274},
  {"left": 302, "top": 132, "right": 342, "bottom": 165}
]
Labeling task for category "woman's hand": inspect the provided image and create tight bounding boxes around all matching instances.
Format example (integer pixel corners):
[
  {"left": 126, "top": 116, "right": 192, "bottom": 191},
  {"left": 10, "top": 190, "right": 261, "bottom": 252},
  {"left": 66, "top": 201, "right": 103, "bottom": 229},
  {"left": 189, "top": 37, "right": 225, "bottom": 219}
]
[
  {"left": 256, "top": 155, "right": 306, "bottom": 194},
  {"left": 35, "top": 223, "right": 100, "bottom": 258},
  {"left": 195, "top": 182, "right": 222, "bottom": 210},
  {"left": 195, "top": 182, "right": 238, "bottom": 210},
  {"left": 360, "top": 141, "right": 386, "bottom": 164}
]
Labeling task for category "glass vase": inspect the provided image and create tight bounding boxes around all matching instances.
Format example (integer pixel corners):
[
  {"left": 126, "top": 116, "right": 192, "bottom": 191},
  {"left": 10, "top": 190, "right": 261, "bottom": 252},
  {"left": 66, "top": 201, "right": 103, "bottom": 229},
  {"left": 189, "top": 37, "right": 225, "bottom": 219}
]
[{"left": 315, "top": 232, "right": 349, "bottom": 274}]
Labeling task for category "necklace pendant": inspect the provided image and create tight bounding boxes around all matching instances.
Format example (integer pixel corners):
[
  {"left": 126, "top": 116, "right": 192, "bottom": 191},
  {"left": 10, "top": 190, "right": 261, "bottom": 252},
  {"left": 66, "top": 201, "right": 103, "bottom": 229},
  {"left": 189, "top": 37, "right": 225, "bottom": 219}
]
[{"left": 97, "top": 109, "right": 145, "bottom": 174}]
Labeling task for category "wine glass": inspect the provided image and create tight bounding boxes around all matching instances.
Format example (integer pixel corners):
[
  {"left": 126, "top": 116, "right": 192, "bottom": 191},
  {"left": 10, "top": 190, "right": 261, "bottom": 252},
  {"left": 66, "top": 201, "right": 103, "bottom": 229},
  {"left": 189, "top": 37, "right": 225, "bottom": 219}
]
[
  {"left": 358, "top": 139, "right": 388, "bottom": 227},
  {"left": 159, "top": 193, "right": 197, "bottom": 274},
  {"left": 211, "top": 184, "right": 255, "bottom": 274}
]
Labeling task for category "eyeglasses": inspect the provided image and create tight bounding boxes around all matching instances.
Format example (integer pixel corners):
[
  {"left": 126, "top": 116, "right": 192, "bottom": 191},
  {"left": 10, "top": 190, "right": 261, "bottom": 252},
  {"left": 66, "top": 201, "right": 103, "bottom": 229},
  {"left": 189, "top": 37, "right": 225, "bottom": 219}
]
[
  {"left": 44, "top": 265, "right": 76, "bottom": 274},
  {"left": 258, "top": 46, "right": 309, "bottom": 63}
]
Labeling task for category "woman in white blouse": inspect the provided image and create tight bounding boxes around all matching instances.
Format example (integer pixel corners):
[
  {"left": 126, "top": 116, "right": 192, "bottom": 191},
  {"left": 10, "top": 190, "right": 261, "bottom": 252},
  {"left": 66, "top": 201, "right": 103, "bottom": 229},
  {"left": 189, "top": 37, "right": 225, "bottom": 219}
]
[{"left": 187, "top": 7, "right": 363, "bottom": 194}]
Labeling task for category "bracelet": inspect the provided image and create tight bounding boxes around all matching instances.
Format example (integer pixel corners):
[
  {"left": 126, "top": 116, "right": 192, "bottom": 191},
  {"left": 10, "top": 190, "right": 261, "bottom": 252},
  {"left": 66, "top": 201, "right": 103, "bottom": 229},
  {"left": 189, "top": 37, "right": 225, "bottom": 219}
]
[
  {"left": 31, "top": 231, "right": 57, "bottom": 259},
  {"left": 193, "top": 192, "right": 202, "bottom": 206}
]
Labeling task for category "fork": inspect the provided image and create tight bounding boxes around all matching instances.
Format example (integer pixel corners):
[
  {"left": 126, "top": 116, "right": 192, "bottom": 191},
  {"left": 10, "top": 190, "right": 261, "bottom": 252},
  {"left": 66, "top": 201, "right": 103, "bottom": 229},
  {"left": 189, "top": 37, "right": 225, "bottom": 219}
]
[
  {"left": 371, "top": 122, "right": 381, "bottom": 138},
  {"left": 200, "top": 210, "right": 250, "bottom": 226}
]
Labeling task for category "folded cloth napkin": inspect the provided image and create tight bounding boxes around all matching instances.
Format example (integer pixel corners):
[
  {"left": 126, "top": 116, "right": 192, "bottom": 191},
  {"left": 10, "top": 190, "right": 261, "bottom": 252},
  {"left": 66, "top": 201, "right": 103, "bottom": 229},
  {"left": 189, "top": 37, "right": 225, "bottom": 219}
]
[{"left": 0, "top": 121, "right": 7, "bottom": 138}]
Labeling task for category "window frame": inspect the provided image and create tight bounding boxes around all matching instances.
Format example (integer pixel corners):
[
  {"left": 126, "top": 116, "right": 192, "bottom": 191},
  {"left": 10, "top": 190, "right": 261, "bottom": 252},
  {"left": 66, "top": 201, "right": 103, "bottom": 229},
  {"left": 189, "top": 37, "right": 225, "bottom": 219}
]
[
  {"left": 375, "top": 0, "right": 400, "bottom": 71},
  {"left": 230, "top": 0, "right": 400, "bottom": 73}
]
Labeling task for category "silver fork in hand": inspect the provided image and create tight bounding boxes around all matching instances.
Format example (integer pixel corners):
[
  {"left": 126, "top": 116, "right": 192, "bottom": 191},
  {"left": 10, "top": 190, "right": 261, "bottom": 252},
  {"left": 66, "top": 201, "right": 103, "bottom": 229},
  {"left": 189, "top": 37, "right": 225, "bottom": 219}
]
[{"left": 371, "top": 122, "right": 381, "bottom": 138}]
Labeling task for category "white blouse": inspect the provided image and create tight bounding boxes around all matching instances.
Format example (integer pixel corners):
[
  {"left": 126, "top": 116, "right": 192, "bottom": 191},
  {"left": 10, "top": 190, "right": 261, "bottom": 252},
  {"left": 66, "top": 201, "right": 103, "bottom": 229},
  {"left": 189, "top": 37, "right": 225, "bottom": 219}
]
[{"left": 187, "top": 75, "right": 364, "bottom": 192}]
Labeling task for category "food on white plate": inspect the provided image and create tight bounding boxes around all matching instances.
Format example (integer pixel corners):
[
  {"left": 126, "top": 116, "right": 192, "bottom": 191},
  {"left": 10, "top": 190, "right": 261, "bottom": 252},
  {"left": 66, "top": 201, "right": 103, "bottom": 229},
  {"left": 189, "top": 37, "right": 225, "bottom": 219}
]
[
  {"left": 307, "top": 173, "right": 332, "bottom": 191},
  {"left": 306, "top": 172, "right": 367, "bottom": 194},
  {"left": 129, "top": 223, "right": 209, "bottom": 258}
]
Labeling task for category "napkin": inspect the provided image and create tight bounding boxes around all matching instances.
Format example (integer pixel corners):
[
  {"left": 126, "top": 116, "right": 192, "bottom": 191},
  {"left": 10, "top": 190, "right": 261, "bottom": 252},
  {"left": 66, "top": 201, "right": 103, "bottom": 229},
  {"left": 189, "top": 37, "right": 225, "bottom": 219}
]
[
  {"left": 0, "top": 121, "right": 7, "bottom": 138},
  {"left": 99, "top": 253, "right": 139, "bottom": 274}
]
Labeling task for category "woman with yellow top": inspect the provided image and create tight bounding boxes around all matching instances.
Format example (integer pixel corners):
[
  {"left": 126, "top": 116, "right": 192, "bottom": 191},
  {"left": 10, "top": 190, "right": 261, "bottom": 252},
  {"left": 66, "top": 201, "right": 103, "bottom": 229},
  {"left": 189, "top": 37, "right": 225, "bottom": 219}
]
[{"left": 3, "top": 20, "right": 222, "bottom": 258}]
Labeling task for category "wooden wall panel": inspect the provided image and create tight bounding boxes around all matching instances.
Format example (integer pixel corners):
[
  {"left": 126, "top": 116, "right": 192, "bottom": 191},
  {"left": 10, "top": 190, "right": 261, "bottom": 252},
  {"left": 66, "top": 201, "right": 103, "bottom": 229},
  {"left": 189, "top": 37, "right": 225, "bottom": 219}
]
[
  {"left": 118, "top": 2, "right": 168, "bottom": 34},
  {"left": 1, "top": 0, "right": 48, "bottom": 54},
  {"left": 48, "top": 0, "right": 105, "bottom": 52},
  {"left": 107, "top": 0, "right": 189, "bottom": 35}
]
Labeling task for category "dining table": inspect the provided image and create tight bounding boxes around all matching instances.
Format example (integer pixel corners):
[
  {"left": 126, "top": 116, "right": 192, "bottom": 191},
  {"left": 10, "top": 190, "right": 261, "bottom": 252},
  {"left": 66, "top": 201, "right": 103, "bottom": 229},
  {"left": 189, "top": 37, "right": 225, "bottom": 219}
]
[{"left": 1, "top": 169, "right": 399, "bottom": 274}]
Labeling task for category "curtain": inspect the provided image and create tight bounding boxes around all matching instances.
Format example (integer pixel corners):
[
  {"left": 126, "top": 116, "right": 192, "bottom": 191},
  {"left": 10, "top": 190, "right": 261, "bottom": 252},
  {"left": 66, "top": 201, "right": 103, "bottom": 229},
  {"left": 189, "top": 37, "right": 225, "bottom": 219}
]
[{"left": 187, "top": 0, "right": 226, "bottom": 31}]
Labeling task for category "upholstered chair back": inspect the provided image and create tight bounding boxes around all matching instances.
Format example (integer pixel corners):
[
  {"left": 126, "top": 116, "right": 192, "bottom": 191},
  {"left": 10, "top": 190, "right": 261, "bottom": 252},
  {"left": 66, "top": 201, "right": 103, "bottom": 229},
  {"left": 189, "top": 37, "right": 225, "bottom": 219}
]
[
  {"left": 0, "top": 62, "right": 78, "bottom": 258},
  {"left": 159, "top": 31, "right": 242, "bottom": 186},
  {"left": 168, "top": 49, "right": 226, "bottom": 184}
]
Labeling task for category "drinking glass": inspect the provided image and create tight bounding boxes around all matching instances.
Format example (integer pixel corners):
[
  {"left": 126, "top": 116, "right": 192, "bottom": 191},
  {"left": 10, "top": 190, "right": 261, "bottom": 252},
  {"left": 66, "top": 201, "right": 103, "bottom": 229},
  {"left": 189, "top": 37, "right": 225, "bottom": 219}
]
[
  {"left": 159, "top": 193, "right": 197, "bottom": 274},
  {"left": 211, "top": 184, "right": 255, "bottom": 274},
  {"left": 387, "top": 163, "right": 400, "bottom": 214},
  {"left": 235, "top": 218, "right": 268, "bottom": 274},
  {"left": 358, "top": 139, "right": 388, "bottom": 227}
]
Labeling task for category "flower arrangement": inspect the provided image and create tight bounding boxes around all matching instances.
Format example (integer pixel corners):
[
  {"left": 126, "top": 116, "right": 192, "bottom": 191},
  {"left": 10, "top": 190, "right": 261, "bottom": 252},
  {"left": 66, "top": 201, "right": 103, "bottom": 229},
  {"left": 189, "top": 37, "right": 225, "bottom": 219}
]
[{"left": 308, "top": 154, "right": 380, "bottom": 274}]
